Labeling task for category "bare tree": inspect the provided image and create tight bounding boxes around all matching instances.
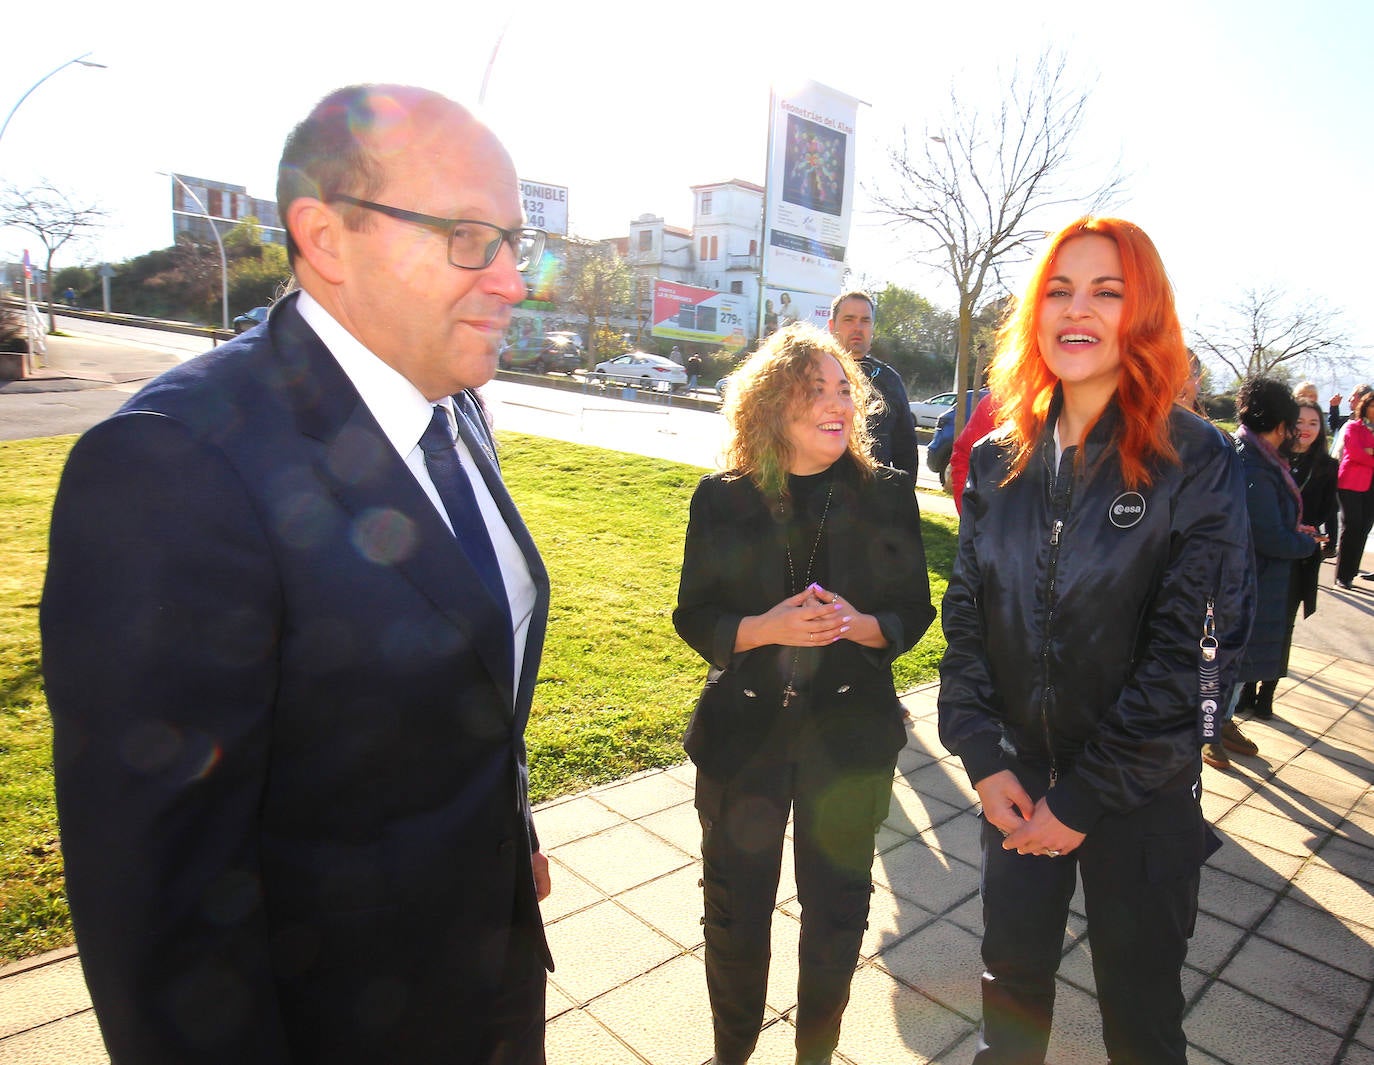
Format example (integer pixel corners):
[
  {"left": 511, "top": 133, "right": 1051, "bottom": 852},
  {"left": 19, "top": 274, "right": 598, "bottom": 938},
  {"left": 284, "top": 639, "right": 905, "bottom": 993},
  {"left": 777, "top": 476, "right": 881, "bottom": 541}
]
[
  {"left": 1, "top": 181, "right": 108, "bottom": 332},
  {"left": 1191, "top": 286, "right": 1351, "bottom": 385},
  {"left": 558, "top": 237, "right": 632, "bottom": 359},
  {"left": 870, "top": 52, "right": 1122, "bottom": 436}
]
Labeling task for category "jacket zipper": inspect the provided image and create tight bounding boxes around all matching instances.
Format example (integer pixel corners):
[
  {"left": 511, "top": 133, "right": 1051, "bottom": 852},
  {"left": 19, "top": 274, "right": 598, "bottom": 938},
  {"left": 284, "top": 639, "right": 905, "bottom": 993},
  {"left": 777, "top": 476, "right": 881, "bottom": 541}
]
[{"left": 1040, "top": 516, "right": 1064, "bottom": 788}]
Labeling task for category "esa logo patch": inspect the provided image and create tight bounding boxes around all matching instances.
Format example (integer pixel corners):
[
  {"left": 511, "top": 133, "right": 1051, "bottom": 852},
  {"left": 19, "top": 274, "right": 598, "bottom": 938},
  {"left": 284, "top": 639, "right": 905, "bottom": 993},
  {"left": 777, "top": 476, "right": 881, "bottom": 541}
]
[{"left": 1109, "top": 491, "right": 1146, "bottom": 529}]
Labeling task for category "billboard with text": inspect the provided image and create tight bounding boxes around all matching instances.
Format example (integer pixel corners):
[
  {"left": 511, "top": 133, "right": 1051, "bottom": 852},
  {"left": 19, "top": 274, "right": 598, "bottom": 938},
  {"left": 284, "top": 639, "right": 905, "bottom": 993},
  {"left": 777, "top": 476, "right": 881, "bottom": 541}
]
[{"left": 651, "top": 280, "right": 749, "bottom": 350}]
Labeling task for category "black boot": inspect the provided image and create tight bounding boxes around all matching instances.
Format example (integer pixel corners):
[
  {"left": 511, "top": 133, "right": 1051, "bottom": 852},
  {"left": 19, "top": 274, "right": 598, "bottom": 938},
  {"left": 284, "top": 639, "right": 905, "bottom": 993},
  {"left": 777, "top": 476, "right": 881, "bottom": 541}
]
[
  {"left": 1236, "top": 682, "right": 1257, "bottom": 715},
  {"left": 1252, "top": 680, "right": 1276, "bottom": 719}
]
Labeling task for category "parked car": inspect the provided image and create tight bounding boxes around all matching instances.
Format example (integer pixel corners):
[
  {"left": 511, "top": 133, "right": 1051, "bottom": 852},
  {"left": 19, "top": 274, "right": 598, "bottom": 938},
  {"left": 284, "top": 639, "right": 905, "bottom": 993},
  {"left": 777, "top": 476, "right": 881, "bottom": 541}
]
[
  {"left": 908, "top": 391, "right": 958, "bottom": 428},
  {"left": 232, "top": 306, "right": 270, "bottom": 334},
  {"left": 501, "top": 331, "right": 583, "bottom": 375},
  {"left": 926, "top": 389, "right": 990, "bottom": 486},
  {"left": 592, "top": 352, "right": 689, "bottom": 392}
]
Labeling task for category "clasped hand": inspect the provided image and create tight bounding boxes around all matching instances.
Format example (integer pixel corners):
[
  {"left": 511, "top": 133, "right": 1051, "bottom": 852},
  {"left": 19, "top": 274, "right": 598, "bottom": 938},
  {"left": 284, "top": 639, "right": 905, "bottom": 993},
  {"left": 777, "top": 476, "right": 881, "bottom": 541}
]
[{"left": 975, "top": 769, "right": 1086, "bottom": 858}]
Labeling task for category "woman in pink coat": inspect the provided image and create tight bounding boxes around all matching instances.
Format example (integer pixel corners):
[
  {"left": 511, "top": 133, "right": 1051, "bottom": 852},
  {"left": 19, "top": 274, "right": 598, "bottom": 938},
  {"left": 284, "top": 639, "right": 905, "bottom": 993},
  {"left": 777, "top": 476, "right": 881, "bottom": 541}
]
[{"left": 1335, "top": 391, "right": 1374, "bottom": 589}]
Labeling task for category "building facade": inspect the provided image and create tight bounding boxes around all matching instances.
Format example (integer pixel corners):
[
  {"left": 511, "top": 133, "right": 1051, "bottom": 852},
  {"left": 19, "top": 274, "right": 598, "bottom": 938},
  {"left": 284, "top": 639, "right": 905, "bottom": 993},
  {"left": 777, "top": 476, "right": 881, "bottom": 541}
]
[{"left": 170, "top": 175, "right": 286, "bottom": 247}]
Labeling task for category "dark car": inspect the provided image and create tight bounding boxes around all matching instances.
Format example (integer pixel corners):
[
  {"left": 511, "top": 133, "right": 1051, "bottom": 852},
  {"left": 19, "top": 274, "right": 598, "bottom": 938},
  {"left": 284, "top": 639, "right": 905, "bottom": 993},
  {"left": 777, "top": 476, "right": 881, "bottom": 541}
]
[
  {"left": 501, "top": 330, "right": 583, "bottom": 374},
  {"left": 232, "top": 306, "right": 270, "bottom": 334},
  {"left": 926, "top": 389, "right": 989, "bottom": 486}
]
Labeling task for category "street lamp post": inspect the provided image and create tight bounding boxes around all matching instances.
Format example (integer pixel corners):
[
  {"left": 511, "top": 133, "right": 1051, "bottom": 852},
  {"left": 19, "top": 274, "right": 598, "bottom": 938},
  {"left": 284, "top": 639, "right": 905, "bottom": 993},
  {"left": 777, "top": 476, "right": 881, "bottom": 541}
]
[
  {"left": 0, "top": 52, "right": 107, "bottom": 148},
  {"left": 161, "top": 172, "right": 230, "bottom": 332}
]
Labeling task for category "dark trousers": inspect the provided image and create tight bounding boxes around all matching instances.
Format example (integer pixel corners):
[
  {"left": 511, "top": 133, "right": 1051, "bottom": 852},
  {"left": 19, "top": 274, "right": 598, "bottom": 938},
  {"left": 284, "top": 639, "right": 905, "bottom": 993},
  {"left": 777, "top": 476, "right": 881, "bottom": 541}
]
[
  {"left": 975, "top": 771, "right": 1208, "bottom": 1065},
  {"left": 1336, "top": 487, "right": 1374, "bottom": 584},
  {"left": 472, "top": 916, "right": 548, "bottom": 1065},
  {"left": 696, "top": 755, "right": 894, "bottom": 1064}
]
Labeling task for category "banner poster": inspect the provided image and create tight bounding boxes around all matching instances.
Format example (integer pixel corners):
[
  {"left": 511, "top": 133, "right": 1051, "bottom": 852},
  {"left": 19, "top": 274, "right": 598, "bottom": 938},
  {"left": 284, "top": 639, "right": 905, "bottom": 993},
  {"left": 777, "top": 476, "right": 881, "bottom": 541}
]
[
  {"left": 763, "top": 81, "right": 860, "bottom": 296},
  {"left": 761, "top": 286, "right": 834, "bottom": 336},
  {"left": 651, "top": 279, "right": 749, "bottom": 351},
  {"left": 519, "top": 179, "right": 569, "bottom": 237}
]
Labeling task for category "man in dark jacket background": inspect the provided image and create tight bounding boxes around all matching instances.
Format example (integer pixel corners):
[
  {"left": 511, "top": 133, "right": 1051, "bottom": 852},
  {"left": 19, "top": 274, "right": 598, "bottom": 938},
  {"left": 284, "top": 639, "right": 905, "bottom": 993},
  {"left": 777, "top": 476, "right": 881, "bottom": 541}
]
[{"left": 829, "top": 290, "right": 920, "bottom": 476}]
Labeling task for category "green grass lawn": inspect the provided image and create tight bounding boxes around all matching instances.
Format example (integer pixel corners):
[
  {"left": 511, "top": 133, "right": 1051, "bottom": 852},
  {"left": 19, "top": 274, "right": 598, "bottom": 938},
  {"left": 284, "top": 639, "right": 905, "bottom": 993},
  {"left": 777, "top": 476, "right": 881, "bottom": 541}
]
[{"left": 0, "top": 432, "right": 955, "bottom": 963}]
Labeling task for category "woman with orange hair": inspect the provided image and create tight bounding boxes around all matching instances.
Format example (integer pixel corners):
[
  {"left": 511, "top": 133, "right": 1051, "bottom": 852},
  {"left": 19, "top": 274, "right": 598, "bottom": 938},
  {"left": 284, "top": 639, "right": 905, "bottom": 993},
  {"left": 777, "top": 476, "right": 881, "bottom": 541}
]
[{"left": 938, "top": 218, "right": 1254, "bottom": 1064}]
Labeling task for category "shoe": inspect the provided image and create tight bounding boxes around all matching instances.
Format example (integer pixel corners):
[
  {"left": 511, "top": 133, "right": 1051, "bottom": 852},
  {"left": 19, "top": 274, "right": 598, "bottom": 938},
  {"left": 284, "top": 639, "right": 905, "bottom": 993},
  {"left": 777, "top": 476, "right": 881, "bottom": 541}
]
[
  {"left": 1202, "top": 742, "right": 1230, "bottom": 770},
  {"left": 1235, "top": 682, "right": 1257, "bottom": 715},
  {"left": 1336, "top": 579, "right": 1353, "bottom": 590},
  {"left": 1361, "top": 573, "right": 1374, "bottom": 582},
  {"left": 1252, "top": 679, "right": 1276, "bottom": 720},
  {"left": 1221, "top": 719, "right": 1258, "bottom": 756}
]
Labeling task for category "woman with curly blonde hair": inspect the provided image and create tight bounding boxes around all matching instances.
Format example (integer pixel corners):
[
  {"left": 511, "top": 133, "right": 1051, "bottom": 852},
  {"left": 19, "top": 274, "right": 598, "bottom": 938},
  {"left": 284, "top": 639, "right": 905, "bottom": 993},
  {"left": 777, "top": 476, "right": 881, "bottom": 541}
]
[
  {"left": 675, "top": 324, "right": 934, "bottom": 1065},
  {"left": 939, "top": 218, "right": 1254, "bottom": 1064}
]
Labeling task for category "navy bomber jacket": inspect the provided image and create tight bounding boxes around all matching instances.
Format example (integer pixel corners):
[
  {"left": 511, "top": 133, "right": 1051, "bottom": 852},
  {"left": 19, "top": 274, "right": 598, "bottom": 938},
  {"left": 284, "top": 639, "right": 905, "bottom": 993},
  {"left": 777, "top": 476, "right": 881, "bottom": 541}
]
[{"left": 937, "top": 394, "right": 1254, "bottom": 834}]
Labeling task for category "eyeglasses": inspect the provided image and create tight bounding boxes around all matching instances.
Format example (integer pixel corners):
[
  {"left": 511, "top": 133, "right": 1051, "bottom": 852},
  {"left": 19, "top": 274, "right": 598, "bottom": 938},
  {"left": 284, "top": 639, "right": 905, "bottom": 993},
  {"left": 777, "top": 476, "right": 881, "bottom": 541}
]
[{"left": 330, "top": 194, "right": 546, "bottom": 273}]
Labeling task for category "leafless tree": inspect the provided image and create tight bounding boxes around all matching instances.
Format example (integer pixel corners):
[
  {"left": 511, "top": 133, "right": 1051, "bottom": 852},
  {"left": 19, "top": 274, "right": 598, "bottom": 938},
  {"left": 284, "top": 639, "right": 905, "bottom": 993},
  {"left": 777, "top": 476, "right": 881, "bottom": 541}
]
[
  {"left": 870, "top": 52, "right": 1122, "bottom": 436},
  {"left": 1191, "top": 286, "right": 1351, "bottom": 385},
  {"left": 1, "top": 181, "right": 108, "bottom": 332},
  {"left": 558, "top": 237, "right": 632, "bottom": 359}
]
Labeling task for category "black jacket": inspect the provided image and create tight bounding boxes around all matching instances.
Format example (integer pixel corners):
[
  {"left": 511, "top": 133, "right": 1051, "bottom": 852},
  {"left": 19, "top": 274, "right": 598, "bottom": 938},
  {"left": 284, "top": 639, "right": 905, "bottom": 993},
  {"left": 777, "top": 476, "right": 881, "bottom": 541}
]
[
  {"left": 674, "top": 457, "right": 935, "bottom": 779},
  {"left": 858, "top": 355, "right": 920, "bottom": 477},
  {"left": 1236, "top": 437, "right": 1317, "bottom": 680},
  {"left": 938, "top": 398, "right": 1254, "bottom": 833}
]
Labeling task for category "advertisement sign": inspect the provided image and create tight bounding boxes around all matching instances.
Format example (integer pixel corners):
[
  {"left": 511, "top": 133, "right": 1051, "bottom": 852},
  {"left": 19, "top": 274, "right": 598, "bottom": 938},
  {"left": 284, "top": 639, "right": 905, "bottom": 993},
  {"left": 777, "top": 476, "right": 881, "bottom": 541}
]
[
  {"left": 761, "top": 286, "right": 833, "bottom": 336},
  {"left": 520, "top": 179, "right": 568, "bottom": 236},
  {"left": 763, "top": 81, "right": 860, "bottom": 296},
  {"left": 651, "top": 280, "right": 749, "bottom": 350}
]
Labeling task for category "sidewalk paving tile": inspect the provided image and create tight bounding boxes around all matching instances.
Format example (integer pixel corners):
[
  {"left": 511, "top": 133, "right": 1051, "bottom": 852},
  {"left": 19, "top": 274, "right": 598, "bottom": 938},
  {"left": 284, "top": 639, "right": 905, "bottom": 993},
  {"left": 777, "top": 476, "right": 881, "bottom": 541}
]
[
  {"left": 1190, "top": 979, "right": 1345, "bottom": 1065},
  {"left": 551, "top": 820, "right": 693, "bottom": 896},
  {"left": 832, "top": 964, "right": 974, "bottom": 1065},
  {"left": 589, "top": 772, "right": 695, "bottom": 821},
  {"left": 1197, "top": 864, "right": 1286, "bottom": 928},
  {"left": 1219, "top": 933, "right": 1368, "bottom": 1036},
  {"left": 1290, "top": 861, "right": 1374, "bottom": 929},
  {"left": 0, "top": 1011, "right": 108, "bottom": 1065},
  {"left": 1177, "top": 910, "right": 1249, "bottom": 976},
  {"left": 874, "top": 917, "right": 981, "bottom": 1020},
  {"left": 1255, "top": 896, "right": 1374, "bottom": 979},
  {"left": 1041, "top": 979, "right": 1105, "bottom": 1065},
  {"left": 0, "top": 954, "right": 92, "bottom": 1039},
  {"left": 544, "top": 1007, "right": 647, "bottom": 1064},
  {"left": 544, "top": 899, "right": 682, "bottom": 1004},
  {"left": 637, "top": 800, "right": 705, "bottom": 859},
  {"left": 871, "top": 837, "right": 978, "bottom": 916},
  {"left": 615, "top": 865, "right": 706, "bottom": 950},
  {"left": 533, "top": 794, "right": 625, "bottom": 849},
  {"left": 539, "top": 861, "right": 605, "bottom": 923},
  {"left": 583, "top": 953, "right": 715, "bottom": 1065},
  {"left": 1213, "top": 801, "right": 1332, "bottom": 857},
  {"left": 1315, "top": 830, "right": 1374, "bottom": 886}
]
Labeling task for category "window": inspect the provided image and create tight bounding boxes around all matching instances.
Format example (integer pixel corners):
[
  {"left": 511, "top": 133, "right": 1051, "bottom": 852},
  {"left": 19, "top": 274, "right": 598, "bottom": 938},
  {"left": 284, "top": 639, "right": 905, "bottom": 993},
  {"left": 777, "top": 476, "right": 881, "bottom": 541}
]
[
  {"left": 749, "top": 239, "right": 757, "bottom": 255},
  {"left": 730, "top": 281, "right": 743, "bottom": 294},
  {"left": 710, "top": 236, "right": 718, "bottom": 260},
  {"left": 638, "top": 230, "right": 652, "bottom": 251},
  {"left": 701, "top": 192, "right": 713, "bottom": 214}
]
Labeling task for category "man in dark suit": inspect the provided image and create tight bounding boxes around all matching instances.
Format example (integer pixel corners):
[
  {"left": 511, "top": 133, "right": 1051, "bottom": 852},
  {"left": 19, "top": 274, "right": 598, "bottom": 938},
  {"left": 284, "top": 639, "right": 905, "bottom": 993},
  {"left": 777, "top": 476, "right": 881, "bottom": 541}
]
[{"left": 41, "top": 84, "right": 553, "bottom": 1065}]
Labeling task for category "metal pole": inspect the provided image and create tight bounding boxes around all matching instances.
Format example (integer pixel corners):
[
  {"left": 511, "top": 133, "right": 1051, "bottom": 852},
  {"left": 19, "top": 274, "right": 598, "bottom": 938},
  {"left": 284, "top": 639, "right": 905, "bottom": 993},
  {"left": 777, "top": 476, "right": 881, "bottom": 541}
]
[
  {"left": 163, "top": 172, "right": 229, "bottom": 331},
  {"left": 0, "top": 52, "right": 107, "bottom": 148}
]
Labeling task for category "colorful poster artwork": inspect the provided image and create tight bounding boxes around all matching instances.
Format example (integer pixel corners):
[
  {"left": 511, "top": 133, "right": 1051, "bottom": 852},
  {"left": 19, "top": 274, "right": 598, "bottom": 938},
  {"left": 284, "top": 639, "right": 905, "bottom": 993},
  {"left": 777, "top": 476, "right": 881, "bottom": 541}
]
[{"left": 763, "top": 81, "right": 860, "bottom": 296}]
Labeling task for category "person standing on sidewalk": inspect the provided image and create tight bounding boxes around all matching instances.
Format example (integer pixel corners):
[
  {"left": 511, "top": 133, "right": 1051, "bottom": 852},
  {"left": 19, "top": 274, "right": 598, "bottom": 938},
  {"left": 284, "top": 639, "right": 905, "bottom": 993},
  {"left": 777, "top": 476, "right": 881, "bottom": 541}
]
[
  {"left": 1335, "top": 390, "right": 1374, "bottom": 589},
  {"left": 674, "top": 325, "right": 934, "bottom": 1065},
  {"left": 1204, "top": 379, "right": 1317, "bottom": 766},
  {"left": 938, "top": 217, "right": 1253, "bottom": 1065},
  {"left": 42, "top": 85, "right": 553, "bottom": 1065},
  {"left": 828, "top": 290, "right": 920, "bottom": 477}
]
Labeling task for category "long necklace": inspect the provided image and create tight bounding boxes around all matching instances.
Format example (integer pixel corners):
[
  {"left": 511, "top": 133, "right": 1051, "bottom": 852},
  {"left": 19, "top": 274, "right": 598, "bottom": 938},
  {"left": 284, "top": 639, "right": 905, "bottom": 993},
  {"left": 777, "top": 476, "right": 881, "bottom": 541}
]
[{"left": 782, "top": 483, "right": 834, "bottom": 709}]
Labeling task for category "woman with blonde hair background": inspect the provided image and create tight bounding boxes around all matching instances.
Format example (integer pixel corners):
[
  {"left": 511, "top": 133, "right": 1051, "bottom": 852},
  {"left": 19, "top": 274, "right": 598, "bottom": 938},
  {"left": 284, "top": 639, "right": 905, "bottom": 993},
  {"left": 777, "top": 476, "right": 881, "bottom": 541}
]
[
  {"left": 939, "top": 218, "right": 1253, "bottom": 1064},
  {"left": 675, "top": 324, "right": 934, "bottom": 1065}
]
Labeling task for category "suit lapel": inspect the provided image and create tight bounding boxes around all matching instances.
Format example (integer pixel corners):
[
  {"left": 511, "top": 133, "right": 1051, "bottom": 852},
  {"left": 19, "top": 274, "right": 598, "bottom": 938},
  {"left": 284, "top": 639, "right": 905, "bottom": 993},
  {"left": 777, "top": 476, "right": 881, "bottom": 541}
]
[{"left": 273, "top": 299, "right": 518, "bottom": 709}]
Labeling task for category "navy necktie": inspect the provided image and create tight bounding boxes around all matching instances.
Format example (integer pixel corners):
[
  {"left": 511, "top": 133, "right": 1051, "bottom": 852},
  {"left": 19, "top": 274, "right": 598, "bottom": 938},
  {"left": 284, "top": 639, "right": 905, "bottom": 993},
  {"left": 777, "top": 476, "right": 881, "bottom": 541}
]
[{"left": 419, "top": 404, "right": 509, "bottom": 614}]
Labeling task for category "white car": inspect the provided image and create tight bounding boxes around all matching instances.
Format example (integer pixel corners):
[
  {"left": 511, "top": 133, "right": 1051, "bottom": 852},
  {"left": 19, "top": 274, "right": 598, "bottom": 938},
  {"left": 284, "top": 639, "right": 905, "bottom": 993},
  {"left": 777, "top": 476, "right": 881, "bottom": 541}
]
[
  {"left": 909, "top": 391, "right": 958, "bottom": 428},
  {"left": 593, "top": 352, "right": 689, "bottom": 393}
]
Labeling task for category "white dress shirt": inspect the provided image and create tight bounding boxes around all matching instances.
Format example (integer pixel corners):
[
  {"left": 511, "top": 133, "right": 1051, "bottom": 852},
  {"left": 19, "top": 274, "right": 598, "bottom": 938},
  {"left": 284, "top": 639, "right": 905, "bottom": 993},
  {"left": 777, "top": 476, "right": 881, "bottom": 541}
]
[{"left": 295, "top": 292, "right": 536, "bottom": 696}]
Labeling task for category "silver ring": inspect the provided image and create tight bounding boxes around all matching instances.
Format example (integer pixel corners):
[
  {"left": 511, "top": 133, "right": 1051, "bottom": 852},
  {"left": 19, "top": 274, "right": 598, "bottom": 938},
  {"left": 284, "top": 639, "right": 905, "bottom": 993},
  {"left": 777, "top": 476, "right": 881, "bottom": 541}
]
[{"left": 1045, "top": 849, "right": 1061, "bottom": 858}]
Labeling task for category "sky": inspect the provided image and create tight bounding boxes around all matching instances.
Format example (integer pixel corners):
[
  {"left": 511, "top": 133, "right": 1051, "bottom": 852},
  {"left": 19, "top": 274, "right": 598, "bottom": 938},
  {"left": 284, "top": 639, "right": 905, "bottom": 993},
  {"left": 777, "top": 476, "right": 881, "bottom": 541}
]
[{"left": 3, "top": 0, "right": 1371, "bottom": 394}]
